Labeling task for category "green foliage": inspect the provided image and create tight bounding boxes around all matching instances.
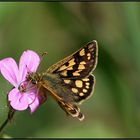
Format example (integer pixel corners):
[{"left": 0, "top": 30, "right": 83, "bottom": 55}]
[{"left": 0, "top": 2, "right": 139, "bottom": 138}]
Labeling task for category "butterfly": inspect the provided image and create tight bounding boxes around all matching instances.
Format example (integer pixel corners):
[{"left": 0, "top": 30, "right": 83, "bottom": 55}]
[{"left": 26, "top": 40, "right": 98, "bottom": 121}]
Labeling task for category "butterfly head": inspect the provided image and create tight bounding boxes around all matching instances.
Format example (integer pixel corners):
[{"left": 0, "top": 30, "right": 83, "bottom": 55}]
[
  {"left": 18, "top": 72, "right": 40, "bottom": 93},
  {"left": 26, "top": 72, "right": 42, "bottom": 85}
]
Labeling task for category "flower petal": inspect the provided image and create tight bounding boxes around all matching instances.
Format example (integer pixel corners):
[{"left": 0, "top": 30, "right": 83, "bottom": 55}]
[
  {"left": 27, "top": 88, "right": 40, "bottom": 113},
  {"left": 0, "top": 58, "right": 19, "bottom": 87},
  {"left": 18, "top": 64, "right": 28, "bottom": 84},
  {"left": 27, "top": 90, "right": 36, "bottom": 104},
  {"left": 19, "top": 50, "right": 40, "bottom": 82},
  {"left": 29, "top": 96, "right": 40, "bottom": 113},
  {"left": 8, "top": 88, "right": 28, "bottom": 111}
]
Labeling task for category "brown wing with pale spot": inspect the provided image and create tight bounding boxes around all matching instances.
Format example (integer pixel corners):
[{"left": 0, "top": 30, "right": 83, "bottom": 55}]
[
  {"left": 47, "top": 40, "right": 98, "bottom": 79},
  {"left": 41, "top": 78, "right": 85, "bottom": 121},
  {"left": 48, "top": 75, "right": 94, "bottom": 120},
  {"left": 62, "top": 74, "right": 95, "bottom": 104}
]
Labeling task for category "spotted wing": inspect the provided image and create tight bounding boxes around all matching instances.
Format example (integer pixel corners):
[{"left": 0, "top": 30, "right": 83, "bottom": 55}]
[
  {"left": 46, "top": 40, "right": 98, "bottom": 79},
  {"left": 44, "top": 40, "right": 98, "bottom": 121},
  {"left": 42, "top": 74, "right": 95, "bottom": 121},
  {"left": 42, "top": 74, "right": 95, "bottom": 104},
  {"left": 41, "top": 78, "right": 86, "bottom": 121},
  {"left": 58, "top": 75, "right": 95, "bottom": 120},
  {"left": 61, "top": 74, "right": 95, "bottom": 104}
]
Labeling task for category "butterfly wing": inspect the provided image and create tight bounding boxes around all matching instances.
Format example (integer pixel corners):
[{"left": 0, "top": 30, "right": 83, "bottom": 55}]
[
  {"left": 47, "top": 40, "right": 98, "bottom": 79},
  {"left": 43, "top": 74, "right": 95, "bottom": 104},
  {"left": 61, "top": 74, "right": 95, "bottom": 104},
  {"left": 57, "top": 100, "right": 84, "bottom": 121},
  {"left": 41, "top": 78, "right": 85, "bottom": 121},
  {"left": 44, "top": 40, "right": 98, "bottom": 121},
  {"left": 41, "top": 74, "right": 95, "bottom": 121}
]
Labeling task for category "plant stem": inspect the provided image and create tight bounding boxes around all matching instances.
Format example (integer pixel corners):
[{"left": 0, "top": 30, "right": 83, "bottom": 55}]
[
  {"left": 0, "top": 118, "right": 9, "bottom": 133},
  {"left": 0, "top": 108, "right": 15, "bottom": 134}
]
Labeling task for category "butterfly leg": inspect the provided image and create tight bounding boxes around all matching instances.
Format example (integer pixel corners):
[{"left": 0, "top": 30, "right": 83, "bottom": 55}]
[
  {"left": 30, "top": 84, "right": 47, "bottom": 105},
  {"left": 38, "top": 87, "right": 47, "bottom": 105}
]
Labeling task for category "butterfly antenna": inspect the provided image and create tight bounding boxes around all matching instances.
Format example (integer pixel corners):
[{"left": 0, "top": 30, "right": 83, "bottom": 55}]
[
  {"left": 40, "top": 52, "right": 48, "bottom": 62},
  {"left": 36, "top": 52, "right": 48, "bottom": 72}
]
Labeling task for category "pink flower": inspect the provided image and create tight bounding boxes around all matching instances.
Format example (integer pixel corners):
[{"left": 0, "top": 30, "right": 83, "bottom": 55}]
[{"left": 0, "top": 50, "right": 46, "bottom": 113}]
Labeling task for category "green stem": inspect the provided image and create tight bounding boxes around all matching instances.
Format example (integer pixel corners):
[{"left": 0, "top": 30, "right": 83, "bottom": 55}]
[{"left": 0, "top": 108, "right": 15, "bottom": 134}]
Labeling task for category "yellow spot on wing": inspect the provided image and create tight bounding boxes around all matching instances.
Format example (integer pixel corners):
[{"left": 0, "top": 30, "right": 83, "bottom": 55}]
[
  {"left": 88, "top": 57, "right": 90, "bottom": 60},
  {"left": 75, "top": 80, "right": 83, "bottom": 88},
  {"left": 80, "top": 61, "right": 86, "bottom": 65},
  {"left": 85, "top": 82, "right": 90, "bottom": 86},
  {"left": 73, "top": 72, "right": 80, "bottom": 76},
  {"left": 67, "top": 66, "right": 73, "bottom": 70},
  {"left": 86, "top": 85, "right": 89, "bottom": 89},
  {"left": 79, "top": 49, "right": 85, "bottom": 56},
  {"left": 58, "top": 65, "right": 67, "bottom": 71},
  {"left": 77, "top": 70, "right": 82, "bottom": 72},
  {"left": 87, "top": 53, "right": 91, "bottom": 60},
  {"left": 72, "top": 70, "right": 82, "bottom": 76},
  {"left": 68, "top": 59, "right": 76, "bottom": 67},
  {"left": 64, "top": 80, "right": 70, "bottom": 84},
  {"left": 69, "top": 58, "right": 75, "bottom": 63},
  {"left": 72, "top": 88, "right": 78, "bottom": 93},
  {"left": 61, "top": 70, "right": 67, "bottom": 76},
  {"left": 83, "top": 89, "right": 87, "bottom": 93},
  {"left": 79, "top": 93, "right": 84, "bottom": 96},
  {"left": 87, "top": 53, "right": 91, "bottom": 56},
  {"left": 82, "top": 78, "right": 89, "bottom": 81},
  {"left": 78, "top": 65, "right": 85, "bottom": 70}
]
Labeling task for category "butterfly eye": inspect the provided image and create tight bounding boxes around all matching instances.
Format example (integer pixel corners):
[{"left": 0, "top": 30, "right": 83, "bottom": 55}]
[{"left": 31, "top": 79, "right": 37, "bottom": 84}]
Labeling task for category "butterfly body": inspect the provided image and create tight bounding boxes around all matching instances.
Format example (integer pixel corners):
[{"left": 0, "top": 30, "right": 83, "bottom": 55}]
[{"left": 26, "top": 40, "right": 98, "bottom": 121}]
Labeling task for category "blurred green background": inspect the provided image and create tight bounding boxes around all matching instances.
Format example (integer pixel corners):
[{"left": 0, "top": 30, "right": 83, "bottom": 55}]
[{"left": 0, "top": 2, "right": 140, "bottom": 138}]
